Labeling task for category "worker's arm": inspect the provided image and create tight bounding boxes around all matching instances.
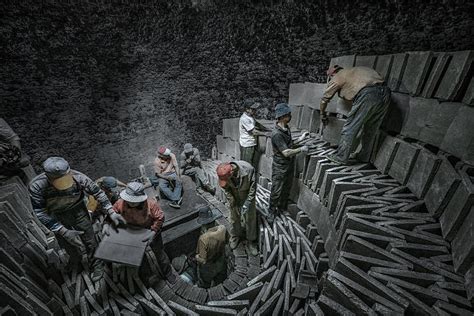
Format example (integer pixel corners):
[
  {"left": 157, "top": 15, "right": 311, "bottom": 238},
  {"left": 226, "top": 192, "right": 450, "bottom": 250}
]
[
  {"left": 255, "top": 120, "right": 270, "bottom": 132},
  {"left": 149, "top": 200, "right": 165, "bottom": 232},
  {"left": 195, "top": 237, "right": 208, "bottom": 265},
  {"left": 272, "top": 133, "right": 307, "bottom": 158},
  {"left": 172, "top": 154, "right": 181, "bottom": 178},
  {"left": 78, "top": 172, "right": 114, "bottom": 214},
  {"left": 29, "top": 179, "right": 63, "bottom": 232},
  {"left": 179, "top": 152, "right": 187, "bottom": 169},
  {"left": 320, "top": 78, "right": 341, "bottom": 118},
  {"left": 246, "top": 168, "right": 256, "bottom": 204}
]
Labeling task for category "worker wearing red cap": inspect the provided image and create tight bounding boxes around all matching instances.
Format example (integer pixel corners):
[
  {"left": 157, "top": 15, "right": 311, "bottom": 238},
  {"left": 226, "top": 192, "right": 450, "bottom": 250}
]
[
  {"left": 216, "top": 160, "right": 258, "bottom": 256},
  {"left": 320, "top": 65, "right": 390, "bottom": 164},
  {"left": 153, "top": 146, "right": 183, "bottom": 209}
]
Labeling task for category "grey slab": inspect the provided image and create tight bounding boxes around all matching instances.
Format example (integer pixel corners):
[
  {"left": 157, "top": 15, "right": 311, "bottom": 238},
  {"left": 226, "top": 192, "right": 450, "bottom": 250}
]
[
  {"left": 322, "top": 117, "right": 345, "bottom": 145},
  {"left": 422, "top": 52, "right": 450, "bottom": 98},
  {"left": 168, "top": 300, "right": 198, "bottom": 316},
  {"left": 419, "top": 101, "right": 462, "bottom": 147},
  {"left": 370, "top": 267, "right": 444, "bottom": 287},
  {"left": 441, "top": 105, "right": 474, "bottom": 164},
  {"left": 329, "top": 54, "right": 355, "bottom": 68},
  {"left": 387, "top": 53, "right": 408, "bottom": 91},
  {"left": 424, "top": 158, "right": 461, "bottom": 217},
  {"left": 317, "top": 294, "right": 356, "bottom": 316},
  {"left": 465, "top": 265, "right": 474, "bottom": 300},
  {"left": 463, "top": 76, "right": 474, "bottom": 105},
  {"left": 388, "top": 140, "right": 420, "bottom": 185},
  {"left": 373, "top": 134, "right": 399, "bottom": 174},
  {"left": 399, "top": 51, "right": 433, "bottom": 95},
  {"left": 387, "top": 282, "right": 437, "bottom": 316},
  {"left": 382, "top": 92, "right": 410, "bottom": 134},
  {"left": 288, "top": 83, "right": 306, "bottom": 105},
  {"left": 435, "top": 50, "right": 474, "bottom": 101},
  {"left": 95, "top": 226, "right": 150, "bottom": 266},
  {"left": 406, "top": 147, "right": 441, "bottom": 199},
  {"left": 451, "top": 205, "right": 474, "bottom": 274},
  {"left": 339, "top": 251, "right": 409, "bottom": 271},
  {"left": 355, "top": 55, "right": 378, "bottom": 69},
  {"left": 400, "top": 97, "right": 435, "bottom": 139},
  {"left": 375, "top": 54, "right": 394, "bottom": 80},
  {"left": 434, "top": 300, "right": 474, "bottom": 316},
  {"left": 298, "top": 105, "right": 313, "bottom": 131}
]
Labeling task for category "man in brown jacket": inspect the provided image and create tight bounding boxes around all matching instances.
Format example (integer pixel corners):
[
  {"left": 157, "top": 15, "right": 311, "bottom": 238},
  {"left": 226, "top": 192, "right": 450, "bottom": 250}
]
[{"left": 320, "top": 65, "right": 391, "bottom": 164}]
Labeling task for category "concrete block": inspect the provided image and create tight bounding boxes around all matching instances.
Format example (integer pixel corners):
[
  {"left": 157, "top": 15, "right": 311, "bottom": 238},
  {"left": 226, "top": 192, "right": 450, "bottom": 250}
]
[
  {"left": 465, "top": 265, "right": 474, "bottom": 300},
  {"left": 435, "top": 50, "right": 474, "bottom": 101},
  {"left": 440, "top": 166, "right": 474, "bottom": 241},
  {"left": 289, "top": 105, "right": 303, "bottom": 129},
  {"left": 386, "top": 282, "right": 438, "bottom": 315},
  {"left": 387, "top": 140, "right": 420, "bottom": 185},
  {"left": 258, "top": 154, "right": 272, "bottom": 180},
  {"left": 387, "top": 53, "right": 408, "bottom": 91},
  {"left": 463, "top": 76, "right": 474, "bottom": 105},
  {"left": 216, "top": 135, "right": 225, "bottom": 154},
  {"left": 406, "top": 147, "right": 441, "bottom": 199},
  {"left": 421, "top": 52, "right": 450, "bottom": 98},
  {"left": 441, "top": 105, "right": 474, "bottom": 164},
  {"left": 373, "top": 134, "right": 399, "bottom": 174},
  {"left": 298, "top": 105, "right": 312, "bottom": 131},
  {"left": 317, "top": 294, "right": 355, "bottom": 316},
  {"left": 375, "top": 54, "right": 394, "bottom": 80},
  {"left": 355, "top": 55, "right": 378, "bottom": 69},
  {"left": 322, "top": 117, "right": 345, "bottom": 145},
  {"left": 424, "top": 158, "right": 461, "bottom": 217},
  {"left": 329, "top": 55, "right": 355, "bottom": 68},
  {"left": 452, "top": 205, "right": 474, "bottom": 274},
  {"left": 303, "top": 82, "right": 321, "bottom": 109},
  {"left": 419, "top": 101, "right": 462, "bottom": 147},
  {"left": 289, "top": 83, "right": 306, "bottom": 105},
  {"left": 399, "top": 51, "right": 434, "bottom": 95},
  {"left": 400, "top": 97, "right": 435, "bottom": 139},
  {"left": 382, "top": 92, "right": 410, "bottom": 134}
]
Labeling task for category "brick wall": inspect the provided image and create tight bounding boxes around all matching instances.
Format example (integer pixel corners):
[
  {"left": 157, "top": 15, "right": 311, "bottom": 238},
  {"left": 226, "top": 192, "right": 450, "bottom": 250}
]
[{"left": 1, "top": 0, "right": 472, "bottom": 180}]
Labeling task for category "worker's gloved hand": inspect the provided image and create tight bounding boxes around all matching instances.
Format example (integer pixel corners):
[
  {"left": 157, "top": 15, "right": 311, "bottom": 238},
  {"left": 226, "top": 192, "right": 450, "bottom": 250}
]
[
  {"left": 300, "top": 145, "right": 309, "bottom": 154},
  {"left": 321, "top": 113, "right": 329, "bottom": 125},
  {"left": 241, "top": 200, "right": 251, "bottom": 215},
  {"left": 58, "top": 227, "right": 84, "bottom": 248},
  {"left": 108, "top": 211, "right": 127, "bottom": 227},
  {"left": 142, "top": 230, "right": 156, "bottom": 243},
  {"left": 101, "top": 223, "right": 111, "bottom": 237},
  {"left": 297, "top": 131, "right": 310, "bottom": 142}
]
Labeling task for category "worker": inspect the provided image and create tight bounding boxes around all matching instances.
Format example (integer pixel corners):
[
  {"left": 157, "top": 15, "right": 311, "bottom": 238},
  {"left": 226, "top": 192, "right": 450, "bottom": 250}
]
[
  {"left": 0, "top": 118, "right": 29, "bottom": 176},
  {"left": 319, "top": 65, "right": 391, "bottom": 164},
  {"left": 87, "top": 176, "right": 126, "bottom": 213},
  {"left": 107, "top": 181, "right": 176, "bottom": 284},
  {"left": 194, "top": 205, "right": 227, "bottom": 288},
  {"left": 153, "top": 146, "right": 183, "bottom": 209},
  {"left": 268, "top": 103, "right": 309, "bottom": 223},
  {"left": 216, "top": 160, "right": 258, "bottom": 255},
  {"left": 29, "top": 157, "right": 125, "bottom": 282},
  {"left": 239, "top": 100, "right": 269, "bottom": 167},
  {"left": 180, "top": 143, "right": 215, "bottom": 194}
]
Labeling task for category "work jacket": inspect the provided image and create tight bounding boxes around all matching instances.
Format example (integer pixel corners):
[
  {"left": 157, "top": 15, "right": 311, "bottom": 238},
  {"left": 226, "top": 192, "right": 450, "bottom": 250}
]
[{"left": 223, "top": 160, "right": 256, "bottom": 208}]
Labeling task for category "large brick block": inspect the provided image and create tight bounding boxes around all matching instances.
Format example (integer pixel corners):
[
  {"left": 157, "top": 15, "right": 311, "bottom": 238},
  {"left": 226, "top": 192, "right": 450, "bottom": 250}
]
[
  {"left": 373, "top": 134, "right": 400, "bottom": 174},
  {"left": 298, "top": 105, "right": 313, "bottom": 131},
  {"left": 355, "top": 55, "right": 378, "bottom": 69},
  {"left": 387, "top": 53, "right": 408, "bottom": 91},
  {"left": 451, "top": 205, "right": 474, "bottom": 274},
  {"left": 222, "top": 118, "right": 240, "bottom": 141},
  {"left": 387, "top": 140, "right": 420, "bottom": 185},
  {"left": 381, "top": 92, "right": 410, "bottom": 134},
  {"left": 322, "top": 117, "right": 345, "bottom": 145},
  {"left": 330, "top": 55, "right": 355, "bottom": 68},
  {"left": 421, "top": 52, "right": 450, "bottom": 98},
  {"left": 216, "top": 134, "right": 225, "bottom": 153},
  {"left": 399, "top": 51, "right": 433, "bottom": 95},
  {"left": 375, "top": 54, "right": 393, "bottom": 80},
  {"left": 289, "top": 104, "right": 303, "bottom": 128},
  {"left": 435, "top": 50, "right": 474, "bottom": 101},
  {"left": 258, "top": 154, "right": 272, "bottom": 179},
  {"left": 463, "top": 76, "right": 474, "bottom": 106},
  {"left": 406, "top": 147, "right": 441, "bottom": 199},
  {"left": 289, "top": 83, "right": 306, "bottom": 105},
  {"left": 440, "top": 105, "right": 474, "bottom": 164}
]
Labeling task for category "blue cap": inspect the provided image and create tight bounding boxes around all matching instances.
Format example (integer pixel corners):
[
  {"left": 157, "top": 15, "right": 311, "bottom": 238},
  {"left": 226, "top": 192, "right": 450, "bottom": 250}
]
[
  {"left": 43, "top": 157, "right": 70, "bottom": 179},
  {"left": 275, "top": 103, "right": 291, "bottom": 119},
  {"left": 102, "top": 176, "right": 118, "bottom": 189}
]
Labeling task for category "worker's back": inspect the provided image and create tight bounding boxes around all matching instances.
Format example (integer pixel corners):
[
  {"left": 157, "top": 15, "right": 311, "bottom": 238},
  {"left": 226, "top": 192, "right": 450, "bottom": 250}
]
[{"left": 331, "top": 66, "right": 384, "bottom": 101}]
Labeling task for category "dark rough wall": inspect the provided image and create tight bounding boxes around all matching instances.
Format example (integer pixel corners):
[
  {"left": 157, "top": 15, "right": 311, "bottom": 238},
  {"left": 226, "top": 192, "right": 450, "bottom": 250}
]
[{"left": 1, "top": 0, "right": 473, "bottom": 180}]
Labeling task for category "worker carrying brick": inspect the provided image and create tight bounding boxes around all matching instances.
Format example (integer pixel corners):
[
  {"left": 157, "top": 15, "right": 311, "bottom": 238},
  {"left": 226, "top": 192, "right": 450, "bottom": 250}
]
[
  {"left": 29, "top": 157, "right": 125, "bottom": 282},
  {"left": 87, "top": 176, "right": 126, "bottom": 214},
  {"left": 319, "top": 65, "right": 391, "bottom": 164},
  {"left": 0, "top": 118, "right": 29, "bottom": 178},
  {"left": 179, "top": 143, "right": 216, "bottom": 194},
  {"left": 194, "top": 205, "right": 227, "bottom": 288},
  {"left": 106, "top": 181, "right": 176, "bottom": 284},
  {"left": 239, "top": 100, "right": 270, "bottom": 168},
  {"left": 268, "top": 103, "right": 309, "bottom": 223},
  {"left": 152, "top": 146, "right": 183, "bottom": 209},
  {"left": 216, "top": 160, "right": 258, "bottom": 255}
]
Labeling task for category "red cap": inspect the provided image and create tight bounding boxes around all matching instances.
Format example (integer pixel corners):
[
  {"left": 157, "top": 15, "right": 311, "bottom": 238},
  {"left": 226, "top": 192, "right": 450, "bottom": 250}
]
[
  {"left": 326, "top": 64, "right": 343, "bottom": 76},
  {"left": 158, "top": 146, "right": 171, "bottom": 156},
  {"left": 216, "top": 163, "right": 233, "bottom": 188}
]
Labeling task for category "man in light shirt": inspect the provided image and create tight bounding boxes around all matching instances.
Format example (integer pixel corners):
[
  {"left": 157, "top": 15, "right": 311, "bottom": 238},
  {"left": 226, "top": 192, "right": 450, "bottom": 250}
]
[
  {"left": 153, "top": 146, "right": 183, "bottom": 209},
  {"left": 320, "top": 65, "right": 391, "bottom": 164},
  {"left": 239, "top": 100, "right": 269, "bottom": 168}
]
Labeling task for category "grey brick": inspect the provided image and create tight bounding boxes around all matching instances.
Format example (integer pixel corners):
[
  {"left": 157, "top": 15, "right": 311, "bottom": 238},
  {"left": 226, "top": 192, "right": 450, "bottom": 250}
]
[
  {"left": 375, "top": 54, "right": 394, "bottom": 80},
  {"left": 406, "top": 147, "right": 441, "bottom": 199},
  {"left": 435, "top": 50, "right": 474, "bottom": 101},
  {"left": 355, "top": 55, "right": 378, "bottom": 69},
  {"left": 399, "top": 51, "right": 433, "bottom": 95},
  {"left": 387, "top": 53, "right": 408, "bottom": 91},
  {"left": 373, "top": 134, "right": 399, "bottom": 174},
  {"left": 421, "top": 52, "right": 450, "bottom": 98},
  {"left": 388, "top": 140, "right": 420, "bottom": 185},
  {"left": 451, "top": 205, "right": 474, "bottom": 274},
  {"left": 440, "top": 105, "right": 474, "bottom": 165}
]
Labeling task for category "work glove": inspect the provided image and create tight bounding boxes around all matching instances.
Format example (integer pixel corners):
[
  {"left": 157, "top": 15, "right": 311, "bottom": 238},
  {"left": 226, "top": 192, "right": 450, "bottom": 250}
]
[
  {"left": 58, "top": 227, "right": 84, "bottom": 248},
  {"left": 297, "top": 131, "right": 310, "bottom": 142},
  {"left": 101, "top": 223, "right": 111, "bottom": 237},
  {"left": 142, "top": 230, "right": 157, "bottom": 243},
  {"left": 300, "top": 145, "right": 309, "bottom": 154},
  {"left": 241, "top": 200, "right": 251, "bottom": 215},
  {"left": 320, "top": 113, "right": 329, "bottom": 125},
  {"left": 108, "top": 211, "right": 127, "bottom": 227}
]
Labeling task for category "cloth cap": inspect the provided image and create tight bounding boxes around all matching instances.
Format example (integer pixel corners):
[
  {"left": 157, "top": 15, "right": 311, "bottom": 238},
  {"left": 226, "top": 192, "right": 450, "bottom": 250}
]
[
  {"left": 43, "top": 157, "right": 70, "bottom": 179},
  {"left": 183, "top": 143, "right": 193, "bottom": 153},
  {"left": 327, "top": 64, "right": 343, "bottom": 76},
  {"left": 196, "top": 205, "right": 222, "bottom": 225},
  {"left": 101, "top": 176, "right": 118, "bottom": 189},
  {"left": 120, "top": 182, "right": 148, "bottom": 203},
  {"left": 216, "top": 163, "right": 233, "bottom": 188},
  {"left": 275, "top": 103, "right": 291, "bottom": 119},
  {"left": 158, "top": 146, "right": 171, "bottom": 156},
  {"left": 243, "top": 100, "right": 260, "bottom": 110}
]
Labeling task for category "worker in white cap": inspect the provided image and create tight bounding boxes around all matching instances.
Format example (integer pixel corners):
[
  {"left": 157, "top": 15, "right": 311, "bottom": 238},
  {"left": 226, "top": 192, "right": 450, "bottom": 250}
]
[{"left": 29, "top": 156, "right": 126, "bottom": 281}]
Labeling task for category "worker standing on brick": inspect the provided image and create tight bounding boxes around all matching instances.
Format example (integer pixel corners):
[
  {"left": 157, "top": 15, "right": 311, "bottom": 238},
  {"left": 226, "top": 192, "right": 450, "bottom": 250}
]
[
  {"left": 268, "top": 103, "right": 309, "bottom": 223},
  {"left": 319, "top": 65, "right": 391, "bottom": 164},
  {"left": 153, "top": 146, "right": 183, "bottom": 209},
  {"left": 29, "top": 157, "right": 125, "bottom": 282},
  {"left": 216, "top": 160, "right": 258, "bottom": 255},
  {"left": 239, "top": 100, "right": 269, "bottom": 168},
  {"left": 180, "top": 143, "right": 216, "bottom": 194},
  {"left": 194, "top": 205, "right": 227, "bottom": 288},
  {"left": 107, "top": 181, "right": 176, "bottom": 284}
]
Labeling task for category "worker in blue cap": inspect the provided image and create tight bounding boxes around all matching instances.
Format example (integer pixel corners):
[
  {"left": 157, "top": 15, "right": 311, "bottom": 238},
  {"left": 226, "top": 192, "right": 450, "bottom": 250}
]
[
  {"left": 268, "top": 103, "right": 310, "bottom": 223},
  {"left": 29, "top": 157, "right": 126, "bottom": 282}
]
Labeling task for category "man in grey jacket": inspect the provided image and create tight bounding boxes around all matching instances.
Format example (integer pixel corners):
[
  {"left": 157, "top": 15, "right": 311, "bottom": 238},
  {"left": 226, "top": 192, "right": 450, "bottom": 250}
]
[
  {"left": 29, "top": 156, "right": 126, "bottom": 281},
  {"left": 216, "top": 160, "right": 258, "bottom": 256}
]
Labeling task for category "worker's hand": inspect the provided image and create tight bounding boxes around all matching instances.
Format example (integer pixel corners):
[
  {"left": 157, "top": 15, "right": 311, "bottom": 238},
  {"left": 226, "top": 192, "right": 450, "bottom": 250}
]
[
  {"left": 186, "top": 158, "right": 192, "bottom": 164},
  {"left": 241, "top": 200, "right": 251, "bottom": 215},
  {"left": 101, "top": 223, "right": 111, "bottom": 237},
  {"left": 109, "top": 212, "right": 127, "bottom": 227},
  {"left": 297, "top": 131, "right": 310, "bottom": 142},
  {"left": 142, "top": 230, "right": 156, "bottom": 243},
  {"left": 320, "top": 113, "right": 329, "bottom": 126},
  {"left": 58, "top": 227, "right": 84, "bottom": 248},
  {"left": 300, "top": 145, "right": 309, "bottom": 154}
]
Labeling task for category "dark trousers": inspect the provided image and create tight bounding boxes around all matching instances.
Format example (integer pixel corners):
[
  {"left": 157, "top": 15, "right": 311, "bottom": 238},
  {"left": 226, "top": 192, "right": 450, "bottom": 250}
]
[
  {"left": 54, "top": 205, "right": 99, "bottom": 268},
  {"left": 335, "top": 85, "right": 391, "bottom": 162},
  {"left": 269, "top": 162, "right": 293, "bottom": 213},
  {"left": 240, "top": 145, "right": 258, "bottom": 168},
  {"left": 197, "top": 256, "right": 227, "bottom": 288},
  {"left": 150, "top": 234, "right": 172, "bottom": 278}
]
